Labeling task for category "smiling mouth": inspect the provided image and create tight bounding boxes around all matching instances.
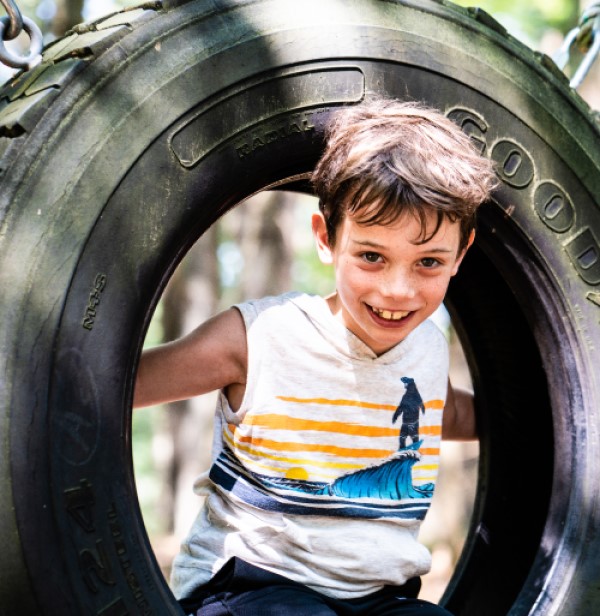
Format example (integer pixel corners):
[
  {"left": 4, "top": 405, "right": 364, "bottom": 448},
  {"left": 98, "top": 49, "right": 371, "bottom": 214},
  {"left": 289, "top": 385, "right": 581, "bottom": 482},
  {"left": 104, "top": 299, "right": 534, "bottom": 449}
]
[{"left": 369, "top": 305, "right": 410, "bottom": 321}]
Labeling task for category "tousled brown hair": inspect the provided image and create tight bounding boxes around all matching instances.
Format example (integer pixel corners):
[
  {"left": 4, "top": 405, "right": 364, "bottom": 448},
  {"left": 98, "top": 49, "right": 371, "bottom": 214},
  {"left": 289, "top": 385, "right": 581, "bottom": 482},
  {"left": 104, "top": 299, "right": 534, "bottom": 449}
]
[{"left": 312, "top": 98, "right": 497, "bottom": 252}]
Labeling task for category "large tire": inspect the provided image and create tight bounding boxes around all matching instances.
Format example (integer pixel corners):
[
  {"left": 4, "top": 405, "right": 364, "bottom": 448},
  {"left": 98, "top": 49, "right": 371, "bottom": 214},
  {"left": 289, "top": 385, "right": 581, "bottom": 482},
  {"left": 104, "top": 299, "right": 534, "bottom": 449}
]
[{"left": 0, "top": 0, "right": 599, "bottom": 614}]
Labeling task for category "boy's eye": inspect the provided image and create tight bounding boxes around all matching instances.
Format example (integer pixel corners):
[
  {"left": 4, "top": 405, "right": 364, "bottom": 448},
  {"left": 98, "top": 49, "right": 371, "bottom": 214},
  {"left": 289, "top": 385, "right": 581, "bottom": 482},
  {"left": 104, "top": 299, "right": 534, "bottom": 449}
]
[
  {"left": 420, "top": 257, "right": 440, "bottom": 268},
  {"left": 362, "top": 252, "right": 382, "bottom": 263}
]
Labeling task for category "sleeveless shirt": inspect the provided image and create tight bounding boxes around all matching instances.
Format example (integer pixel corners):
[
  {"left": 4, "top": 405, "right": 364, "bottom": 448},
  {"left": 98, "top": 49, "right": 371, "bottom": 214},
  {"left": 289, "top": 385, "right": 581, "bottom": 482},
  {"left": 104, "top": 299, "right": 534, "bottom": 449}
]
[{"left": 171, "top": 292, "right": 449, "bottom": 600}]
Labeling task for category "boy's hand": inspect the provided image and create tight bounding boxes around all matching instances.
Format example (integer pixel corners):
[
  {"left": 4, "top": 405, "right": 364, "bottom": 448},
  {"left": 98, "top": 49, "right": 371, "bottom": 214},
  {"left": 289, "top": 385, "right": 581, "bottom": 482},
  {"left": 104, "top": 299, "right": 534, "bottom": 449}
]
[
  {"left": 133, "top": 307, "right": 247, "bottom": 409},
  {"left": 442, "top": 379, "right": 477, "bottom": 441}
]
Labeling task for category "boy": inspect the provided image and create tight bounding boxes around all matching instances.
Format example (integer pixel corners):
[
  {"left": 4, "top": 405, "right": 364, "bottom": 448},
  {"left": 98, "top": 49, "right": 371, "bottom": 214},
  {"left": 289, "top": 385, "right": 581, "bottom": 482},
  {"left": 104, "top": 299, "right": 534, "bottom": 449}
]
[{"left": 134, "top": 98, "right": 497, "bottom": 615}]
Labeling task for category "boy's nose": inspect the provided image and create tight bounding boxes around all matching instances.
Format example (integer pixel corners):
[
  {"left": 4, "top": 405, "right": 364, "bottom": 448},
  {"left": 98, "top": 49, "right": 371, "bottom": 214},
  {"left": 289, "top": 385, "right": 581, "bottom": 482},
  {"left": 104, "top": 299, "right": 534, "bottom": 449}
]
[{"left": 380, "top": 272, "right": 416, "bottom": 301}]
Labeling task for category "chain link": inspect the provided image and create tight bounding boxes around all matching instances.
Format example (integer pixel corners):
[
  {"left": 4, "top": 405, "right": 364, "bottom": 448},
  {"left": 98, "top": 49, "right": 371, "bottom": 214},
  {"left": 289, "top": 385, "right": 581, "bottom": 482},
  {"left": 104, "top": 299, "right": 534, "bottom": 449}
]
[
  {"left": 0, "top": 15, "right": 42, "bottom": 70},
  {"left": 553, "top": 2, "right": 600, "bottom": 89},
  {"left": 1, "top": 0, "right": 22, "bottom": 40},
  {"left": 0, "top": 0, "right": 43, "bottom": 70}
]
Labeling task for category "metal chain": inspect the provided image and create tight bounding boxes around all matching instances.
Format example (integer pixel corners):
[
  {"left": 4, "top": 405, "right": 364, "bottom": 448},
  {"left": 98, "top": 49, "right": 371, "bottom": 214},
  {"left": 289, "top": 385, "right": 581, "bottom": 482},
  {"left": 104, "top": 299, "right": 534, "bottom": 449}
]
[
  {"left": 0, "top": 0, "right": 43, "bottom": 70},
  {"left": 1, "top": 0, "right": 21, "bottom": 40},
  {"left": 553, "top": 2, "right": 600, "bottom": 89}
]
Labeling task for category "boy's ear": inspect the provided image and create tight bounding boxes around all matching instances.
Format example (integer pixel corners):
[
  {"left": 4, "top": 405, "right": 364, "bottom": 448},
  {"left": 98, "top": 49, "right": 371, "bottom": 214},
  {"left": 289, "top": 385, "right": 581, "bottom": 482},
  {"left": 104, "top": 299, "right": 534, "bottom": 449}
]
[
  {"left": 312, "top": 212, "right": 334, "bottom": 264},
  {"left": 451, "top": 229, "right": 475, "bottom": 276}
]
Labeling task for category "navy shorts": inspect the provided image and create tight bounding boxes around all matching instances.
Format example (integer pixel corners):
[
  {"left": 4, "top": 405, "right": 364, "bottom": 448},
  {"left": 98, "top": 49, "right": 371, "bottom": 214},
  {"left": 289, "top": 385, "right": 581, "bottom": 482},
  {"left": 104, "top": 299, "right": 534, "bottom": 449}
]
[{"left": 177, "top": 557, "right": 454, "bottom": 616}]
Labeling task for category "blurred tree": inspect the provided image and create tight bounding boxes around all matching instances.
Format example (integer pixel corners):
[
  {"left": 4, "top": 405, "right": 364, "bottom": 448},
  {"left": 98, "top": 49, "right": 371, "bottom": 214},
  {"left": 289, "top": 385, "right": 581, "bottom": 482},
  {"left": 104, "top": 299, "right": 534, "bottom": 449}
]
[
  {"left": 230, "top": 192, "right": 294, "bottom": 302},
  {"left": 50, "top": 0, "right": 84, "bottom": 36},
  {"left": 153, "top": 225, "right": 221, "bottom": 552}
]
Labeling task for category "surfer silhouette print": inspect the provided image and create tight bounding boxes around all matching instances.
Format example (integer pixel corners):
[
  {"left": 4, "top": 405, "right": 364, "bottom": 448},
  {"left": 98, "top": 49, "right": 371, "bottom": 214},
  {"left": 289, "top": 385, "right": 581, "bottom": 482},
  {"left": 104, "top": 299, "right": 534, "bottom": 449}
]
[{"left": 393, "top": 376, "right": 425, "bottom": 449}]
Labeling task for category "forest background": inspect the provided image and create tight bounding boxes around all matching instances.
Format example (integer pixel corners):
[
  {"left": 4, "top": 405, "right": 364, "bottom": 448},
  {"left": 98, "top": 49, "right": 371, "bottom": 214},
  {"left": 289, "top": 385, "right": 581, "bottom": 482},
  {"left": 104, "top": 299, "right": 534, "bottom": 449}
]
[{"left": 2, "top": 0, "right": 598, "bottom": 602}]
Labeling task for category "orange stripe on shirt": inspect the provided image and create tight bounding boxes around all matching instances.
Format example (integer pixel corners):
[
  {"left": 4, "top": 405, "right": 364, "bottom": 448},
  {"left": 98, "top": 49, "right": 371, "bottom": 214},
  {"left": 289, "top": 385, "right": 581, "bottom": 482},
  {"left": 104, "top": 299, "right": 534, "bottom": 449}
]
[
  {"left": 420, "top": 425, "right": 442, "bottom": 436},
  {"left": 276, "top": 396, "right": 396, "bottom": 411},
  {"left": 277, "top": 396, "right": 445, "bottom": 412},
  {"left": 228, "top": 425, "right": 396, "bottom": 459},
  {"left": 239, "top": 414, "right": 400, "bottom": 437},
  {"left": 222, "top": 428, "right": 366, "bottom": 471},
  {"left": 419, "top": 448, "right": 440, "bottom": 456}
]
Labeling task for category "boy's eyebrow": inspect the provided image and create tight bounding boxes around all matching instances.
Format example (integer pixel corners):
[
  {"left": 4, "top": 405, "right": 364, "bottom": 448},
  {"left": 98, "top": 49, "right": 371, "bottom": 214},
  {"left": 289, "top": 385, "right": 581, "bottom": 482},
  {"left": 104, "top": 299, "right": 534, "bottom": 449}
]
[
  {"left": 415, "top": 246, "right": 455, "bottom": 253},
  {"left": 351, "top": 239, "right": 454, "bottom": 252},
  {"left": 351, "top": 239, "right": 386, "bottom": 249}
]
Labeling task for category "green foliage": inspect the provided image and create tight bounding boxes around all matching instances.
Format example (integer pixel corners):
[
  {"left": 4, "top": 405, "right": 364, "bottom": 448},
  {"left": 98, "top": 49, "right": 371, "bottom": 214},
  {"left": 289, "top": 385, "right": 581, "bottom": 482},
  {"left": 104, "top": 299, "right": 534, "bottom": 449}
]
[
  {"left": 132, "top": 408, "right": 164, "bottom": 536},
  {"left": 292, "top": 243, "right": 335, "bottom": 296},
  {"left": 289, "top": 198, "right": 335, "bottom": 296},
  {"left": 452, "top": 0, "right": 578, "bottom": 45}
]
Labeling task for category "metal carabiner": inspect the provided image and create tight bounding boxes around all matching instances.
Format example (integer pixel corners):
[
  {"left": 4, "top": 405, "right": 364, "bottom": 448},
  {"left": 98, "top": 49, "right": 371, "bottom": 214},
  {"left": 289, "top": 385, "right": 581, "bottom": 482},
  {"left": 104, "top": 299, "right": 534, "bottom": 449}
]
[
  {"left": 553, "top": 3, "right": 600, "bottom": 90},
  {"left": 571, "top": 18, "right": 600, "bottom": 88},
  {"left": 0, "top": 15, "right": 43, "bottom": 70},
  {"left": 553, "top": 27, "right": 580, "bottom": 71}
]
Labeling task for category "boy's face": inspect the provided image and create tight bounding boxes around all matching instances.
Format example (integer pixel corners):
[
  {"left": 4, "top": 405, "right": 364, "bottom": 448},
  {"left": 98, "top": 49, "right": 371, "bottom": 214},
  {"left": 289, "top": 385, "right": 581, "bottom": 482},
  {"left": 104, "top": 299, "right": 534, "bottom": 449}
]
[{"left": 312, "top": 208, "right": 473, "bottom": 355}]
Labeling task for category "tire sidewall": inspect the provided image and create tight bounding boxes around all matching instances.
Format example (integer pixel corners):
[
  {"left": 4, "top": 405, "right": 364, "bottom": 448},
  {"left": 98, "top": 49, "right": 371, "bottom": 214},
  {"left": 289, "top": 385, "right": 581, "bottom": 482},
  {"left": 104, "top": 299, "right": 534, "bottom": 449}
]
[{"left": 1, "top": 1, "right": 599, "bottom": 614}]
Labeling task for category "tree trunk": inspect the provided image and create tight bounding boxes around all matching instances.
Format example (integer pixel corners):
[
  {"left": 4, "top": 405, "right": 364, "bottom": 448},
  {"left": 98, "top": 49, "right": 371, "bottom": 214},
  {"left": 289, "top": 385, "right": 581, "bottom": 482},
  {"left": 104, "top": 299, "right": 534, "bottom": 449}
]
[
  {"left": 154, "top": 225, "right": 220, "bottom": 541},
  {"left": 52, "top": 0, "right": 85, "bottom": 36}
]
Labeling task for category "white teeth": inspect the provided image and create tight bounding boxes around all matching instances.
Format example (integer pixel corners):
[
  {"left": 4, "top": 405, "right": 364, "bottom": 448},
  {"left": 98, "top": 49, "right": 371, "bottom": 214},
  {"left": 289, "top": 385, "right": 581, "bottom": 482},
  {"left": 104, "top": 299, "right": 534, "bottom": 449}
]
[{"left": 373, "top": 307, "right": 409, "bottom": 320}]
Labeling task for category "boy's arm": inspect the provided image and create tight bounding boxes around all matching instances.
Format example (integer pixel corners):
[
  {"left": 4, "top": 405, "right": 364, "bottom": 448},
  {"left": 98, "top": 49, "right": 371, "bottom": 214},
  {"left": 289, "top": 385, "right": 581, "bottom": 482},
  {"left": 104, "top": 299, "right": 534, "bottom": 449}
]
[
  {"left": 442, "top": 379, "right": 477, "bottom": 441},
  {"left": 133, "top": 307, "right": 247, "bottom": 408}
]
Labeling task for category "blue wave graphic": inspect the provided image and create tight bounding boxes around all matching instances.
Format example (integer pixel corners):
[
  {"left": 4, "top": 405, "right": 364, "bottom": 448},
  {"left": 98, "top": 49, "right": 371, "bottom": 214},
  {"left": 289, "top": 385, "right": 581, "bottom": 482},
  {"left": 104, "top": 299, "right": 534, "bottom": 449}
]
[{"left": 257, "top": 441, "right": 433, "bottom": 501}]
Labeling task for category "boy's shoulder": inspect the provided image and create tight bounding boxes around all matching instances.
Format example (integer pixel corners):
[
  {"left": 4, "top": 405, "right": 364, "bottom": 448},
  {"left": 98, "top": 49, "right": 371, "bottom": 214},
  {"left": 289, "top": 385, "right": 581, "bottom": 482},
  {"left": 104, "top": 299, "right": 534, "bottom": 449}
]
[{"left": 234, "top": 291, "right": 318, "bottom": 326}]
